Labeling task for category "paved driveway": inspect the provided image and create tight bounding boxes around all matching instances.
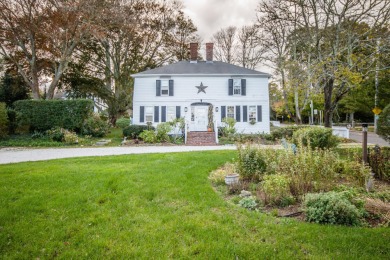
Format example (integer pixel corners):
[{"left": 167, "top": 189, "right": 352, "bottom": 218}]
[
  {"left": 0, "top": 145, "right": 237, "bottom": 165},
  {"left": 349, "top": 130, "right": 389, "bottom": 147}
]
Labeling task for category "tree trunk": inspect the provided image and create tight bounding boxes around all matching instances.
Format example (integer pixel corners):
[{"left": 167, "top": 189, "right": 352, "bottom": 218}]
[
  {"left": 324, "top": 77, "right": 334, "bottom": 128},
  {"left": 294, "top": 89, "right": 301, "bottom": 124}
]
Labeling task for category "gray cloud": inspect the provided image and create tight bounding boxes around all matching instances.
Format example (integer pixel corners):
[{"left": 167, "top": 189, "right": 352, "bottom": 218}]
[{"left": 182, "top": 0, "right": 259, "bottom": 41}]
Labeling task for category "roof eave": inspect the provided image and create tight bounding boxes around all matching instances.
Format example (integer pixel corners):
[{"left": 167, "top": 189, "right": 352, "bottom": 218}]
[{"left": 131, "top": 73, "right": 271, "bottom": 78}]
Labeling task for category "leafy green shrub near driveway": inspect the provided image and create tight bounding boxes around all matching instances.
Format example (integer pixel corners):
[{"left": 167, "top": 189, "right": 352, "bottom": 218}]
[
  {"left": 377, "top": 104, "right": 390, "bottom": 142},
  {"left": 139, "top": 130, "right": 157, "bottom": 143},
  {"left": 303, "top": 191, "right": 365, "bottom": 226},
  {"left": 368, "top": 147, "right": 390, "bottom": 182},
  {"left": 156, "top": 122, "right": 172, "bottom": 142},
  {"left": 14, "top": 99, "right": 93, "bottom": 132},
  {"left": 292, "top": 127, "right": 339, "bottom": 149},
  {"left": 81, "top": 114, "right": 109, "bottom": 137},
  {"left": 271, "top": 125, "right": 307, "bottom": 140},
  {"left": 0, "top": 102, "right": 8, "bottom": 138},
  {"left": 123, "top": 125, "right": 153, "bottom": 139},
  {"left": 116, "top": 117, "right": 130, "bottom": 129}
]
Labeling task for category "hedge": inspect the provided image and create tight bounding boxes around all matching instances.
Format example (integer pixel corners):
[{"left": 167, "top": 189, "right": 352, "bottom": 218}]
[
  {"left": 0, "top": 102, "right": 8, "bottom": 138},
  {"left": 377, "top": 104, "right": 390, "bottom": 142},
  {"left": 14, "top": 99, "right": 94, "bottom": 132}
]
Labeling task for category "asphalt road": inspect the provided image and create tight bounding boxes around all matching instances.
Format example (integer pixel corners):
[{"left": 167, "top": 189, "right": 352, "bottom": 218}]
[{"left": 349, "top": 130, "right": 389, "bottom": 147}]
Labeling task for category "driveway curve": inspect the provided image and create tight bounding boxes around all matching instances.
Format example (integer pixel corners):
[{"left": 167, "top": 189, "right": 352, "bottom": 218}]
[{"left": 0, "top": 145, "right": 237, "bottom": 165}]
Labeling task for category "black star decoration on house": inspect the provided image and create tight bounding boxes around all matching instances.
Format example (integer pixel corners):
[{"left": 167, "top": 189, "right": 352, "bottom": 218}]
[{"left": 195, "top": 82, "right": 208, "bottom": 94}]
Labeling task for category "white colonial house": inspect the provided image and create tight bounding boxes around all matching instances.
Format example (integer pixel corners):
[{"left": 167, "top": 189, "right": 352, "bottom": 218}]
[{"left": 131, "top": 43, "right": 271, "bottom": 144}]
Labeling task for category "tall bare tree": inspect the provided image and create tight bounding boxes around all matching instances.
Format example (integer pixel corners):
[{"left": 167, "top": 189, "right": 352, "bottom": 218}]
[
  {"left": 0, "top": 0, "right": 102, "bottom": 99},
  {"left": 237, "top": 25, "right": 264, "bottom": 69},
  {"left": 212, "top": 26, "right": 237, "bottom": 64}
]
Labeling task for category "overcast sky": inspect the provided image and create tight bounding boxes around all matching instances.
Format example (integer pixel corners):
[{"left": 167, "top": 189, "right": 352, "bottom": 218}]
[{"left": 182, "top": 0, "right": 259, "bottom": 42}]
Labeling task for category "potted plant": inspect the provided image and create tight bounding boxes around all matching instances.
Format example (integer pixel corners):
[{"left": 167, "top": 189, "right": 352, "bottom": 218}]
[
  {"left": 224, "top": 163, "right": 239, "bottom": 185},
  {"left": 249, "top": 118, "right": 256, "bottom": 125}
]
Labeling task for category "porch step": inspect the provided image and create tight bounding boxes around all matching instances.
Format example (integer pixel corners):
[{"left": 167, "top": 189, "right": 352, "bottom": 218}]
[{"left": 186, "top": 132, "right": 217, "bottom": 146}]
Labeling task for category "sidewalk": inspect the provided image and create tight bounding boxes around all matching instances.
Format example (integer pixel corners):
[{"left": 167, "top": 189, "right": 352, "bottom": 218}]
[{"left": 0, "top": 145, "right": 237, "bottom": 165}]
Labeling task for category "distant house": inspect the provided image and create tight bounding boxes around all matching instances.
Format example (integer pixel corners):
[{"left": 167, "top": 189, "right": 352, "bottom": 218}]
[{"left": 131, "top": 43, "right": 271, "bottom": 144}]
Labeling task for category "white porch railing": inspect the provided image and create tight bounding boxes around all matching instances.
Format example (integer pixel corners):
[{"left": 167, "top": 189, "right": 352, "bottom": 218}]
[
  {"left": 184, "top": 121, "right": 188, "bottom": 144},
  {"left": 214, "top": 120, "right": 219, "bottom": 144}
]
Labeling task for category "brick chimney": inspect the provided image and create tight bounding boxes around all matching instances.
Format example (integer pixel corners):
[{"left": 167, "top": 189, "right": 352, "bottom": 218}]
[
  {"left": 206, "top": 43, "right": 213, "bottom": 62},
  {"left": 189, "top": 42, "right": 198, "bottom": 63}
]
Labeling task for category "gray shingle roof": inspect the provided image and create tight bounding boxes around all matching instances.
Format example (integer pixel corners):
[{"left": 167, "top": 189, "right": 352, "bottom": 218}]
[{"left": 132, "top": 61, "right": 270, "bottom": 77}]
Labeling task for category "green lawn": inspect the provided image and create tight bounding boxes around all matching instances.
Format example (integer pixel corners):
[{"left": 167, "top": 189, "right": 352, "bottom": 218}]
[{"left": 0, "top": 151, "right": 389, "bottom": 259}]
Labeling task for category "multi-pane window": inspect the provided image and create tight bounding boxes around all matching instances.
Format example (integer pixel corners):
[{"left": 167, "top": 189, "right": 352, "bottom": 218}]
[
  {"left": 161, "top": 80, "right": 169, "bottom": 96},
  {"left": 145, "top": 106, "right": 153, "bottom": 122},
  {"left": 233, "top": 79, "right": 241, "bottom": 95},
  {"left": 167, "top": 106, "right": 176, "bottom": 121},
  {"left": 248, "top": 106, "right": 256, "bottom": 122},
  {"left": 227, "top": 106, "right": 235, "bottom": 118}
]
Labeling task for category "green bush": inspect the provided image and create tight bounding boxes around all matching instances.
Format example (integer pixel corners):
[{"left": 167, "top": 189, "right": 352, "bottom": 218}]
[
  {"left": 156, "top": 122, "right": 172, "bottom": 142},
  {"left": 368, "top": 147, "right": 390, "bottom": 182},
  {"left": 220, "top": 117, "right": 237, "bottom": 137},
  {"left": 292, "top": 127, "right": 339, "bottom": 149},
  {"left": 377, "top": 104, "right": 390, "bottom": 142},
  {"left": 303, "top": 191, "right": 365, "bottom": 226},
  {"left": 0, "top": 102, "right": 8, "bottom": 138},
  {"left": 271, "top": 126, "right": 307, "bottom": 140},
  {"left": 116, "top": 117, "right": 130, "bottom": 129},
  {"left": 81, "top": 114, "right": 109, "bottom": 137},
  {"left": 236, "top": 145, "right": 267, "bottom": 181},
  {"left": 139, "top": 130, "right": 157, "bottom": 143},
  {"left": 238, "top": 196, "right": 258, "bottom": 210},
  {"left": 47, "top": 127, "right": 65, "bottom": 142},
  {"left": 14, "top": 99, "right": 93, "bottom": 132},
  {"left": 261, "top": 174, "right": 293, "bottom": 206},
  {"left": 123, "top": 125, "right": 154, "bottom": 139}
]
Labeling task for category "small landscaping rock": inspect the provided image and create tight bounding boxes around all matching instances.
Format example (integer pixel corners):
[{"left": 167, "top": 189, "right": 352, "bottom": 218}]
[{"left": 240, "top": 190, "right": 252, "bottom": 197}]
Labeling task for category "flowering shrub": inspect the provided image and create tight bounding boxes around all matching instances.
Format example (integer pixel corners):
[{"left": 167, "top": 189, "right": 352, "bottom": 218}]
[{"left": 139, "top": 130, "right": 157, "bottom": 143}]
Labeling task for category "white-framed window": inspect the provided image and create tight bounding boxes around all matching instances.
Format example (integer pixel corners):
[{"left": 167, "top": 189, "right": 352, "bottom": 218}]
[
  {"left": 233, "top": 79, "right": 241, "bottom": 95},
  {"left": 145, "top": 106, "right": 153, "bottom": 122},
  {"left": 161, "top": 80, "right": 169, "bottom": 96},
  {"left": 248, "top": 106, "right": 256, "bottom": 122},
  {"left": 227, "top": 106, "right": 235, "bottom": 118},
  {"left": 167, "top": 106, "right": 176, "bottom": 121}
]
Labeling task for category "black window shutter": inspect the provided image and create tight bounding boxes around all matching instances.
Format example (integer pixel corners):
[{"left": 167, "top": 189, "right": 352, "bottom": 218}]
[
  {"left": 228, "top": 79, "right": 233, "bottom": 96},
  {"left": 176, "top": 106, "right": 181, "bottom": 118},
  {"left": 257, "top": 106, "right": 262, "bottom": 122},
  {"left": 161, "top": 106, "right": 166, "bottom": 122},
  {"left": 243, "top": 106, "right": 248, "bottom": 122},
  {"left": 169, "top": 80, "right": 174, "bottom": 96},
  {"left": 241, "top": 79, "right": 246, "bottom": 96},
  {"left": 140, "top": 106, "right": 145, "bottom": 123},
  {"left": 221, "top": 106, "right": 226, "bottom": 120},
  {"left": 154, "top": 106, "right": 159, "bottom": 122},
  {"left": 236, "top": 106, "right": 241, "bottom": 122},
  {"left": 156, "top": 80, "right": 161, "bottom": 96}
]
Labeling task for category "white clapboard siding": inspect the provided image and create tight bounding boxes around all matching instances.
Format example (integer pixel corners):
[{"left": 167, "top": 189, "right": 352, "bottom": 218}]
[{"left": 133, "top": 75, "right": 270, "bottom": 134}]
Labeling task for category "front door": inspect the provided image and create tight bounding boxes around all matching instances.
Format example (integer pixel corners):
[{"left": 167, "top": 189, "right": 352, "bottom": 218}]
[{"left": 190, "top": 106, "right": 208, "bottom": 131}]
